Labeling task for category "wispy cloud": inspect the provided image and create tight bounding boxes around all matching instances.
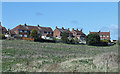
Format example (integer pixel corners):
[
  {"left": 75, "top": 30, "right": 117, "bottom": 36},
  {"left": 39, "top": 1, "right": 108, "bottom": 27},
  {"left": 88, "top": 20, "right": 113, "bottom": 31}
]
[
  {"left": 35, "top": 12, "right": 43, "bottom": 16},
  {"left": 101, "top": 24, "right": 118, "bottom": 40}
]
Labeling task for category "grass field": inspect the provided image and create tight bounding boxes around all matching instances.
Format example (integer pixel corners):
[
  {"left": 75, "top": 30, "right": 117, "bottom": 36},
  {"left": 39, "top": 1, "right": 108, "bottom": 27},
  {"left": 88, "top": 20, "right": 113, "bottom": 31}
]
[{"left": 2, "top": 40, "right": 118, "bottom": 72}]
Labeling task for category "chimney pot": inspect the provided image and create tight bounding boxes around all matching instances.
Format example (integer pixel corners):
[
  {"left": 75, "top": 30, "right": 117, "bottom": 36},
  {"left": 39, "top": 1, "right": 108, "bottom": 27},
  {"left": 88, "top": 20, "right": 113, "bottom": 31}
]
[
  {"left": 56, "top": 26, "right": 57, "bottom": 29},
  {"left": 24, "top": 23, "right": 27, "bottom": 26},
  {"left": 80, "top": 29, "right": 82, "bottom": 31},
  {"left": 77, "top": 28, "right": 78, "bottom": 31},
  {"left": 62, "top": 27, "right": 64, "bottom": 29},
  {"left": 72, "top": 28, "right": 74, "bottom": 31},
  {"left": 37, "top": 24, "right": 40, "bottom": 27},
  {"left": 68, "top": 28, "right": 69, "bottom": 30}
]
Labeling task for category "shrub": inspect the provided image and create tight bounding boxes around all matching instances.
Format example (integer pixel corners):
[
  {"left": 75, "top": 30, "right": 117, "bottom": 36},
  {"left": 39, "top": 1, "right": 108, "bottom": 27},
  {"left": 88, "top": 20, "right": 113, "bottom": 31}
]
[
  {"left": 86, "top": 33, "right": 100, "bottom": 45},
  {"left": 0, "top": 34, "right": 6, "bottom": 39},
  {"left": 101, "top": 40, "right": 109, "bottom": 43}
]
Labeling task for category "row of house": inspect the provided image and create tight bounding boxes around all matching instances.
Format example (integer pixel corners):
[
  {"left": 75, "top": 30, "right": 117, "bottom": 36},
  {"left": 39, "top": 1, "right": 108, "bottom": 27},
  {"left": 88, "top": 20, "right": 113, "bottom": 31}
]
[{"left": 0, "top": 22, "right": 110, "bottom": 41}]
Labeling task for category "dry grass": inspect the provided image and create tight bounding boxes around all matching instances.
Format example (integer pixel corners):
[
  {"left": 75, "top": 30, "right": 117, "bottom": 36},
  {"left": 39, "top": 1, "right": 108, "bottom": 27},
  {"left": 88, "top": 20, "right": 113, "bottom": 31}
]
[{"left": 2, "top": 40, "right": 118, "bottom": 72}]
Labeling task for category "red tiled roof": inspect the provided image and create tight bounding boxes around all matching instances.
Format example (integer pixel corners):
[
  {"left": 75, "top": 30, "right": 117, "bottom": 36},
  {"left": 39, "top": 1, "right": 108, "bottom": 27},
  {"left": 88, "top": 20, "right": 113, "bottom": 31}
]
[
  {"left": 100, "top": 32, "right": 110, "bottom": 35},
  {"left": 26, "top": 26, "right": 41, "bottom": 31},
  {"left": 12, "top": 24, "right": 53, "bottom": 33},
  {"left": 12, "top": 25, "right": 28, "bottom": 31},
  {"left": 90, "top": 32, "right": 110, "bottom": 36},
  {"left": 40, "top": 27, "right": 53, "bottom": 32},
  {"left": 0, "top": 22, "right": 2, "bottom": 27},
  {"left": 8, "top": 30, "right": 15, "bottom": 35},
  {"left": 57, "top": 28, "right": 72, "bottom": 33},
  {"left": 74, "top": 30, "right": 85, "bottom": 35},
  {"left": 0, "top": 23, "right": 7, "bottom": 32},
  {"left": 2, "top": 27, "right": 7, "bottom": 32}
]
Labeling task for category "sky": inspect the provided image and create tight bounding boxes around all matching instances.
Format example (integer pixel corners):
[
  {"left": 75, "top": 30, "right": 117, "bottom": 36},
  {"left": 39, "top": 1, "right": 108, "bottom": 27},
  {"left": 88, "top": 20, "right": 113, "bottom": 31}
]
[
  {"left": 1, "top": 2, "right": 118, "bottom": 40},
  {"left": 1, "top": 0, "right": 120, "bottom": 2}
]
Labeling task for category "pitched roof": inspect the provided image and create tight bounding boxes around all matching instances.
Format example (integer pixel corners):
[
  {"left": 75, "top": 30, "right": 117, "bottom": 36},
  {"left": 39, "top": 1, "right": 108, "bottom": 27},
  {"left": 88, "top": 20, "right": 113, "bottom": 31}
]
[
  {"left": 25, "top": 26, "right": 41, "bottom": 31},
  {"left": 90, "top": 31, "right": 110, "bottom": 35},
  {"left": 12, "top": 24, "right": 53, "bottom": 32},
  {"left": 57, "top": 28, "right": 72, "bottom": 33},
  {"left": 40, "top": 27, "right": 53, "bottom": 32},
  {"left": 0, "top": 22, "right": 2, "bottom": 27},
  {"left": 0, "top": 23, "right": 7, "bottom": 32},
  {"left": 8, "top": 30, "right": 16, "bottom": 35},
  {"left": 2, "top": 27, "right": 7, "bottom": 32},
  {"left": 12, "top": 25, "right": 28, "bottom": 31},
  {"left": 74, "top": 30, "right": 85, "bottom": 35}
]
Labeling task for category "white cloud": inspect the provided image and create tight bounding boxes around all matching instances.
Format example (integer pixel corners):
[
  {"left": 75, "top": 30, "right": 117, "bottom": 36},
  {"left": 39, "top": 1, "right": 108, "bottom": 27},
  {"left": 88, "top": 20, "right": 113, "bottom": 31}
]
[
  {"left": 109, "top": 24, "right": 118, "bottom": 40},
  {"left": 101, "top": 24, "right": 118, "bottom": 40}
]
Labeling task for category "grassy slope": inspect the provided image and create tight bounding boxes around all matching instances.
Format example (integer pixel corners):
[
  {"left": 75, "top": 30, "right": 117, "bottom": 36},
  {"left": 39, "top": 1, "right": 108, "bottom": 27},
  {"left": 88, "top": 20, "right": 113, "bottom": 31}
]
[{"left": 2, "top": 40, "right": 118, "bottom": 72}]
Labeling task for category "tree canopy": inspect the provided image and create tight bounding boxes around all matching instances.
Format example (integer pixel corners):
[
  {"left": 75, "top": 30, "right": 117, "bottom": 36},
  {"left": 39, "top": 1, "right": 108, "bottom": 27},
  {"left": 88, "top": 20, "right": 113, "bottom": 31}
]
[
  {"left": 86, "top": 33, "right": 100, "bottom": 45},
  {"left": 30, "top": 29, "right": 38, "bottom": 39}
]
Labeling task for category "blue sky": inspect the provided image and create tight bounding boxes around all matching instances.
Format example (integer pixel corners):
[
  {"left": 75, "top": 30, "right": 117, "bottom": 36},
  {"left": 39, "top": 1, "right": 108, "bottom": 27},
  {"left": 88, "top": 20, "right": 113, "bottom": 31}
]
[{"left": 2, "top": 2, "right": 118, "bottom": 40}]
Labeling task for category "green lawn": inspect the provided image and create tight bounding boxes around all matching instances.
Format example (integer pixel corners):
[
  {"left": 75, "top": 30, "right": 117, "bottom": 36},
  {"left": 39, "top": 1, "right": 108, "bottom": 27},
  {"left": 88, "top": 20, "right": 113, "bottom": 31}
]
[{"left": 2, "top": 40, "right": 118, "bottom": 72}]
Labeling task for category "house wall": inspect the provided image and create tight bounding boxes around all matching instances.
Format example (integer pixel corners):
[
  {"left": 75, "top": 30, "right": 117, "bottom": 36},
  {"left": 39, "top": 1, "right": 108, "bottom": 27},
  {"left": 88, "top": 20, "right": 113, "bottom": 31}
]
[
  {"left": 53, "top": 29, "right": 61, "bottom": 37},
  {"left": 100, "top": 34, "right": 110, "bottom": 40}
]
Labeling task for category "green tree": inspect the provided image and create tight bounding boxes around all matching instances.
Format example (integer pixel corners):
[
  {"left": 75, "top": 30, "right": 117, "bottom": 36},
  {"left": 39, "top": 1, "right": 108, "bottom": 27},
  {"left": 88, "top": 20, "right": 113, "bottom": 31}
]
[
  {"left": 0, "top": 34, "right": 6, "bottom": 39},
  {"left": 86, "top": 33, "right": 100, "bottom": 45},
  {"left": 30, "top": 29, "right": 38, "bottom": 39},
  {"left": 61, "top": 32, "right": 69, "bottom": 43}
]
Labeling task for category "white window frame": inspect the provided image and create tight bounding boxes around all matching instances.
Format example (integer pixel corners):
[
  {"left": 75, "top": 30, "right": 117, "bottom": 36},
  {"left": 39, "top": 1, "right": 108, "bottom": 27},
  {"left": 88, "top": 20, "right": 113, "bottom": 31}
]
[
  {"left": 103, "top": 35, "right": 105, "bottom": 37},
  {"left": 24, "top": 35, "right": 27, "bottom": 38},
  {"left": 19, "top": 34, "right": 22, "bottom": 37}
]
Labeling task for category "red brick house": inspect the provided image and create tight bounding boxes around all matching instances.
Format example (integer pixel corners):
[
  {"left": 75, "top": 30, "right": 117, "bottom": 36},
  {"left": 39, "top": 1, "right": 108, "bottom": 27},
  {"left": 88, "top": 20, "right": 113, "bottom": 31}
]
[
  {"left": 72, "top": 28, "right": 86, "bottom": 41},
  {"left": 10, "top": 24, "right": 53, "bottom": 38},
  {"left": 89, "top": 31, "right": 110, "bottom": 40},
  {"left": 0, "top": 22, "right": 7, "bottom": 34},
  {"left": 53, "top": 26, "right": 73, "bottom": 39}
]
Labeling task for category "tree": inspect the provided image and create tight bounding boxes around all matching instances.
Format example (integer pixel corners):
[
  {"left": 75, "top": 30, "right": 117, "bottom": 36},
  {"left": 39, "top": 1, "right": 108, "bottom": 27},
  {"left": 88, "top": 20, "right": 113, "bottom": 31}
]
[
  {"left": 86, "top": 33, "right": 100, "bottom": 45},
  {"left": 61, "top": 32, "right": 69, "bottom": 43},
  {"left": 30, "top": 29, "right": 38, "bottom": 39},
  {"left": 0, "top": 34, "right": 6, "bottom": 39}
]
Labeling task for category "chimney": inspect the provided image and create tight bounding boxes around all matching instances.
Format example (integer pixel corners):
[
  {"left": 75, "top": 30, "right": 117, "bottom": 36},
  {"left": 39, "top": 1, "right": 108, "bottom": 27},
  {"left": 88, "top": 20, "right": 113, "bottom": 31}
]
[
  {"left": 56, "top": 26, "right": 57, "bottom": 29},
  {"left": 24, "top": 23, "right": 27, "bottom": 26},
  {"left": 77, "top": 28, "right": 79, "bottom": 31},
  {"left": 68, "top": 28, "right": 69, "bottom": 31},
  {"left": 62, "top": 27, "right": 64, "bottom": 29},
  {"left": 72, "top": 28, "right": 74, "bottom": 31},
  {"left": 80, "top": 29, "right": 82, "bottom": 32},
  {"left": 99, "top": 30, "right": 101, "bottom": 33},
  {"left": 37, "top": 24, "right": 40, "bottom": 27}
]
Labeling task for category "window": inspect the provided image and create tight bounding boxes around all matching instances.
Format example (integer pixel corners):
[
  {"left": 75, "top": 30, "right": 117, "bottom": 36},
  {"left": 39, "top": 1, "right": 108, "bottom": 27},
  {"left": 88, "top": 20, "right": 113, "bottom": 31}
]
[
  {"left": 19, "top": 35, "right": 22, "bottom": 37},
  {"left": 100, "top": 35, "right": 102, "bottom": 37},
  {"left": 19, "top": 30, "right": 22, "bottom": 32},
  {"left": 107, "top": 36, "right": 109, "bottom": 37},
  {"left": 50, "top": 32, "right": 52, "bottom": 34},
  {"left": 103, "top": 35, "right": 105, "bottom": 37},
  {"left": 44, "top": 31, "right": 47, "bottom": 33},
  {"left": 24, "top": 35, "right": 27, "bottom": 38},
  {"left": 24, "top": 30, "right": 27, "bottom": 33}
]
